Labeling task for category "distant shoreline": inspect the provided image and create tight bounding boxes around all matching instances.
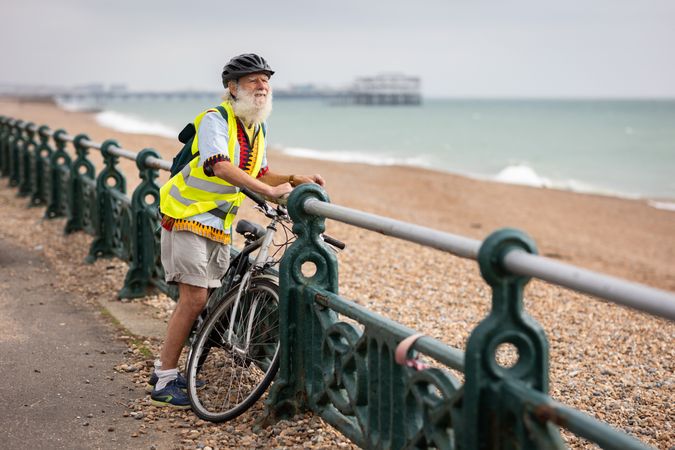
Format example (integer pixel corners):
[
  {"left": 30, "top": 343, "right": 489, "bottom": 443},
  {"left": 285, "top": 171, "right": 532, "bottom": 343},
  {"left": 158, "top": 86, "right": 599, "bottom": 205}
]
[{"left": 274, "top": 145, "right": 675, "bottom": 205}]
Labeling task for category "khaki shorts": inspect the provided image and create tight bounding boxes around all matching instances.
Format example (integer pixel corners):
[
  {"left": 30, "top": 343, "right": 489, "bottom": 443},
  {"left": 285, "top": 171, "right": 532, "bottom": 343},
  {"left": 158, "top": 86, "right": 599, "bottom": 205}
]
[{"left": 161, "top": 229, "right": 230, "bottom": 289}]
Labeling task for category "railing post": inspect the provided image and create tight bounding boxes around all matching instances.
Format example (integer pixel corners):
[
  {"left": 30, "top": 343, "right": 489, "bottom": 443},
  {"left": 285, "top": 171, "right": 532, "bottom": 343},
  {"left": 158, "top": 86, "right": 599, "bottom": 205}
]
[
  {"left": 65, "top": 133, "right": 96, "bottom": 234},
  {"left": 0, "top": 116, "right": 8, "bottom": 177},
  {"left": 30, "top": 125, "right": 51, "bottom": 207},
  {"left": 86, "top": 139, "right": 127, "bottom": 263},
  {"left": 18, "top": 122, "right": 35, "bottom": 198},
  {"left": 45, "top": 129, "right": 72, "bottom": 219},
  {"left": 462, "top": 228, "right": 563, "bottom": 449},
  {"left": 3, "top": 118, "right": 16, "bottom": 181},
  {"left": 9, "top": 119, "right": 24, "bottom": 187},
  {"left": 266, "top": 184, "right": 340, "bottom": 420},
  {"left": 119, "top": 148, "right": 161, "bottom": 299}
]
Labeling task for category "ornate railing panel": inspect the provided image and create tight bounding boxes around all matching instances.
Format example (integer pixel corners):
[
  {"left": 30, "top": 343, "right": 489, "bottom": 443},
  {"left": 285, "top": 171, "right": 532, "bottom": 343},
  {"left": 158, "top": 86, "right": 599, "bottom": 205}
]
[
  {"left": 19, "top": 122, "right": 36, "bottom": 198},
  {"left": 119, "top": 148, "right": 166, "bottom": 298},
  {"left": 0, "top": 117, "right": 9, "bottom": 177},
  {"left": 9, "top": 119, "right": 22, "bottom": 187},
  {"left": 45, "top": 129, "right": 73, "bottom": 219},
  {"left": 32, "top": 125, "right": 53, "bottom": 207},
  {"left": 87, "top": 139, "right": 128, "bottom": 262},
  {"left": 65, "top": 133, "right": 97, "bottom": 234}
]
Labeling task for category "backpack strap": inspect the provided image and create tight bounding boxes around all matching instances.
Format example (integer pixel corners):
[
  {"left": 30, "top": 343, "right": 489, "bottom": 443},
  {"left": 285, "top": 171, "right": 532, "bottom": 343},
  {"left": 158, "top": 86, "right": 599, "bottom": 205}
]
[{"left": 215, "top": 105, "right": 229, "bottom": 123}]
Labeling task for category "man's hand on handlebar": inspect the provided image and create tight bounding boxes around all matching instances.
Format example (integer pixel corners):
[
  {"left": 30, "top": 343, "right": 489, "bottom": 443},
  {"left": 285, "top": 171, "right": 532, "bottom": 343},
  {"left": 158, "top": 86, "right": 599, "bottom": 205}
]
[
  {"left": 293, "top": 174, "right": 325, "bottom": 187},
  {"left": 266, "top": 182, "right": 293, "bottom": 199},
  {"left": 259, "top": 173, "right": 326, "bottom": 201}
]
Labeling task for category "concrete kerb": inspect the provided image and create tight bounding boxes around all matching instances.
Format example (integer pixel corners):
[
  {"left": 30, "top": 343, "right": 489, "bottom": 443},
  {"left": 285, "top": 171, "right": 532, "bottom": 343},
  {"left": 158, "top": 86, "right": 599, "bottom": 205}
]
[{"left": 96, "top": 297, "right": 166, "bottom": 340}]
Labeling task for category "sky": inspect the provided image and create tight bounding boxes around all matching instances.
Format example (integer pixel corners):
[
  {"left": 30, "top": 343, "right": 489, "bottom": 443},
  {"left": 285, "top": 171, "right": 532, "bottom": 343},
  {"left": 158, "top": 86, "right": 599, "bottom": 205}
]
[{"left": 2, "top": 0, "right": 675, "bottom": 98}]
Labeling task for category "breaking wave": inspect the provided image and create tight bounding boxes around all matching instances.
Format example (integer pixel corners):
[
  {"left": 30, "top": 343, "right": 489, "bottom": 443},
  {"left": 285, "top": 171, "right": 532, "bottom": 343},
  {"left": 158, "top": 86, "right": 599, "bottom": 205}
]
[
  {"left": 278, "top": 146, "right": 432, "bottom": 168},
  {"left": 94, "top": 110, "right": 178, "bottom": 139}
]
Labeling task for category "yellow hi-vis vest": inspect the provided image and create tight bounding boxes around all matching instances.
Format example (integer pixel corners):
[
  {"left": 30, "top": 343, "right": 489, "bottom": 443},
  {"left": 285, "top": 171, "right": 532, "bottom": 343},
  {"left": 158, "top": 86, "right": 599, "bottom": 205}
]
[{"left": 159, "top": 101, "right": 266, "bottom": 234}]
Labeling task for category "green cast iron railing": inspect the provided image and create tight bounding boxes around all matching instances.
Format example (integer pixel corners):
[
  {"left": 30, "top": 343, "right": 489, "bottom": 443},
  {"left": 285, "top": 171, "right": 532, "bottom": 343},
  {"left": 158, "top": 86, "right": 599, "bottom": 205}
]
[
  {"left": 0, "top": 115, "right": 175, "bottom": 299},
  {"left": 1, "top": 115, "right": 674, "bottom": 449},
  {"left": 268, "top": 185, "right": 674, "bottom": 449}
]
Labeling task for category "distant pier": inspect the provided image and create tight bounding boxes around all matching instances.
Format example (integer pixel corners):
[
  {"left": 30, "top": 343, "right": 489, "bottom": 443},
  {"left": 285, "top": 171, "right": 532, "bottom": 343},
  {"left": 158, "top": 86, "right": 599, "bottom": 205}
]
[
  {"left": 1, "top": 75, "right": 423, "bottom": 106},
  {"left": 350, "top": 73, "right": 422, "bottom": 106}
]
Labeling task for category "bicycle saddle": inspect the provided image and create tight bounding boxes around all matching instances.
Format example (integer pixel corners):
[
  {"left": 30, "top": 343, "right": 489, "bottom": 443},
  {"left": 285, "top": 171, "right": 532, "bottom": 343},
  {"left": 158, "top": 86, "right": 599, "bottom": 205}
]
[{"left": 236, "top": 220, "right": 266, "bottom": 240}]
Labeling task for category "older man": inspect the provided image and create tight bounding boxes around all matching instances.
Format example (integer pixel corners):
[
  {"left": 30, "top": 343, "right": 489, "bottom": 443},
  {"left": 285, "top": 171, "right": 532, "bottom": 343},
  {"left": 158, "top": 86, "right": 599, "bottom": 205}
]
[{"left": 152, "top": 53, "right": 324, "bottom": 408}]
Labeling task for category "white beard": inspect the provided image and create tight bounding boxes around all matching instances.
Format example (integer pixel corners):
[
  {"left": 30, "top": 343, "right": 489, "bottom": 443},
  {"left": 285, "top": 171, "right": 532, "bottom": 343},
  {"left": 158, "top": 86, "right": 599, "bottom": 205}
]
[{"left": 224, "top": 86, "right": 273, "bottom": 125}]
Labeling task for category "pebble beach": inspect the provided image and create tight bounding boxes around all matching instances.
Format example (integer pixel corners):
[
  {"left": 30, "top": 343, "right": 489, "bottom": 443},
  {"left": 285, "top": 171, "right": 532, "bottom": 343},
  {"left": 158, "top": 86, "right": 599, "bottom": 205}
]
[{"left": 0, "top": 98, "right": 673, "bottom": 449}]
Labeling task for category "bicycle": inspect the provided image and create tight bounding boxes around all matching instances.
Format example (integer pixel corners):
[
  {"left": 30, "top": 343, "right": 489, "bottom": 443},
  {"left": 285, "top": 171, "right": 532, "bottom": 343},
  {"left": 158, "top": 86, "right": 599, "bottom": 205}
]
[{"left": 184, "top": 188, "right": 344, "bottom": 422}]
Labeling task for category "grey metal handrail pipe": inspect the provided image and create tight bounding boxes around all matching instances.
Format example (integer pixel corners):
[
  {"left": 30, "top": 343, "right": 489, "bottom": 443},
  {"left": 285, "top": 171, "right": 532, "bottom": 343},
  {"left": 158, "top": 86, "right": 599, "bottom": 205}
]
[
  {"left": 303, "top": 198, "right": 481, "bottom": 260},
  {"left": 81, "top": 137, "right": 172, "bottom": 171},
  {"left": 504, "top": 250, "right": 675, "bottom": 320},
  {"left": 20, "top": 122, "right": 172, "bottom": 171},
  {"left": 302, "top": 197, "right": 675, "bottom": 322}
]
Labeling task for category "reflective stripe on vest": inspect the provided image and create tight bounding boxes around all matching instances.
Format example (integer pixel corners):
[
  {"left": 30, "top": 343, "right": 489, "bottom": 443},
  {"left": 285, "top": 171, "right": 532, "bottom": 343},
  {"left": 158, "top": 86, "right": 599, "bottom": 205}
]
[
  {"left": 159, "top": 101, "right": 265, "bottom": 231},
  {"left": 178, "top": 163, "right": 240, "bottom": 194},
  {"left": 168, "top": 184, "right": 236, "bottom": 211}
]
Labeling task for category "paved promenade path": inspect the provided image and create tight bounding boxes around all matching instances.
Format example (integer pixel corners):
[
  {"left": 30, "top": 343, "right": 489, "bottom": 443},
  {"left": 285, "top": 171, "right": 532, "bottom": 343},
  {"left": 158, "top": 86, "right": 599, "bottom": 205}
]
[{"left": 0, "top": 237, "right": 172, "bottom": 449}]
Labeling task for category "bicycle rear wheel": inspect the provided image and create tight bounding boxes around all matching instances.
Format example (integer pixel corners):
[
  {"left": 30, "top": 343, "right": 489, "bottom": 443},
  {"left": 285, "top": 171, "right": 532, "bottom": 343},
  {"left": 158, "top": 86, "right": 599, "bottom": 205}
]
[{"left": 186, "top": 276, "right": 280, "bottom": 422}]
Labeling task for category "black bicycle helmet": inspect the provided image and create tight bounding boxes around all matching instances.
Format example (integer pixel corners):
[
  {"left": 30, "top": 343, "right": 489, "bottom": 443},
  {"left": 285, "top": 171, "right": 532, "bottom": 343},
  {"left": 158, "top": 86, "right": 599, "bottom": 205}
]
[{"left": 221, "top": 53, "right": 274, "bottom": 87}]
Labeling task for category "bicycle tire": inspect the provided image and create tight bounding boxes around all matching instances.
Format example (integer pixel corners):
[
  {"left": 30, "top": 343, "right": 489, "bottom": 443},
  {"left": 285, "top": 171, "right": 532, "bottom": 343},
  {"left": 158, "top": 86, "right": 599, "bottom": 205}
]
[{"left": 186, "top": 276, "right": 280, "bottom": 422}]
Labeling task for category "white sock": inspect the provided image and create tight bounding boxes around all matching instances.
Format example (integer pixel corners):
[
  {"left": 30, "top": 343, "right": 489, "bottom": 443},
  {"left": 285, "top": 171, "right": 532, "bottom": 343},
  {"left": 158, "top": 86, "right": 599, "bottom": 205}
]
[
  {"left": 154, "top": 359, "right": 162, "bottom": 371},
  {"left": 155, "top": 368, "right": 178, "bottom": 390}
]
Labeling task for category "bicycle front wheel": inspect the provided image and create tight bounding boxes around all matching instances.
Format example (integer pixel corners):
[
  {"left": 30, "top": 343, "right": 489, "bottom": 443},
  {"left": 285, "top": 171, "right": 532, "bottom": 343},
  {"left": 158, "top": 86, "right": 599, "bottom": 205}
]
[{"left": 186, "top": 276, "right": 280, "bottom": 422}]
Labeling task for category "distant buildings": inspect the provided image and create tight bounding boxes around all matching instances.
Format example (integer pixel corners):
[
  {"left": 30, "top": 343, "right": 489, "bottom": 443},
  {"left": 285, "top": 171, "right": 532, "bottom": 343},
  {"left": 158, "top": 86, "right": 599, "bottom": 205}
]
[
  {"left": 275, "top": 73, "right": 422, "bottom": 106},
  {"left": 274, "top": 83, "right": 341, "bottom": 99},
  {"left": 351, "top": 73, "right": 422, "bottom": 106}
]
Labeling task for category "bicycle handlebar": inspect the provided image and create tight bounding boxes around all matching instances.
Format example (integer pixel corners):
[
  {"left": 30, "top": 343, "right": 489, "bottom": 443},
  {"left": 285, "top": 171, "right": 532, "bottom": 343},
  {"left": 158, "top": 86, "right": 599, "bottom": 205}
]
[
  {"left": 242, "top": 186, "right": 345, "bottom": 250},
  {"left": 241, "top": 187, "right": 267, "bottom": 208},
  {"left": 242, "top": 187, "right": 290, "bottom": 207}
]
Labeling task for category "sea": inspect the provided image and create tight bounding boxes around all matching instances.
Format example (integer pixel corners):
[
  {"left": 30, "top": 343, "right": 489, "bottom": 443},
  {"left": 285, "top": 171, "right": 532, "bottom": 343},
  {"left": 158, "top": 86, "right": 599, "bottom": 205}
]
[{"left": 60, "top": 96, "right": 675, "bottom": 209}]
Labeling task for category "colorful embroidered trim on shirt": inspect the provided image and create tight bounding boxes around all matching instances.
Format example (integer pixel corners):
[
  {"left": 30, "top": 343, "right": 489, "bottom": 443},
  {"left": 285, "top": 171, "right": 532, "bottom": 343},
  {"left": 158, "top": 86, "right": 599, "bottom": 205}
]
[
  {"left": 161, "top": 214, "right": 175, "bottom": 231},
  {"left": 203, "top": 153, "right": 229, "bottom": 177},
  {"left": 201, "top": 120, "right": 266, "bottom": 178},
  {"left": 161, "top": 215, "right": 230, "bottom": 244},
  {"left": 236, "top": 119, "right": 261, "bottom": 176}
]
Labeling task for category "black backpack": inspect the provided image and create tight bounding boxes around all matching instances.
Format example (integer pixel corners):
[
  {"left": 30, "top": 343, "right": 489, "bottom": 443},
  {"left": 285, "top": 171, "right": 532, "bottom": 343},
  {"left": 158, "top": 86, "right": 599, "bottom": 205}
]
[{"left": 169, "top": 105, "right": 228, "bottom": 177}]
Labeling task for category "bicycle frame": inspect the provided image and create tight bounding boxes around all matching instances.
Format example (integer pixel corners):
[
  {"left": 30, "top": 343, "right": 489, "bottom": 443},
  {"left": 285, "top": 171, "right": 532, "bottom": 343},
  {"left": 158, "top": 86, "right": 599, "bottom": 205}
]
[{"left": 226, "top": 220, "right": 279, "bottom": 354}]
